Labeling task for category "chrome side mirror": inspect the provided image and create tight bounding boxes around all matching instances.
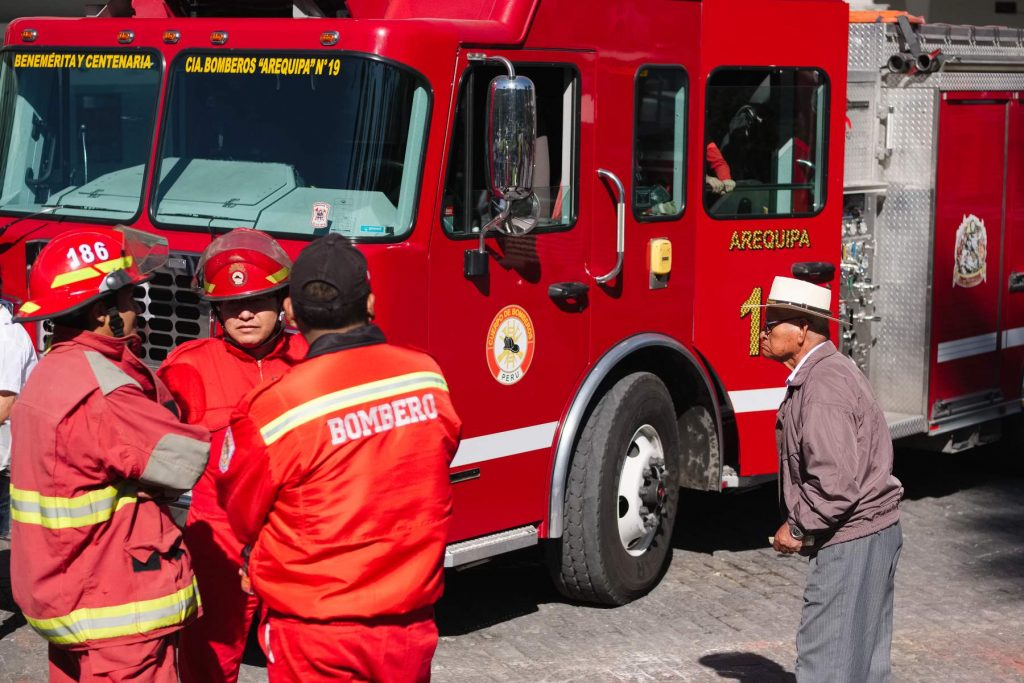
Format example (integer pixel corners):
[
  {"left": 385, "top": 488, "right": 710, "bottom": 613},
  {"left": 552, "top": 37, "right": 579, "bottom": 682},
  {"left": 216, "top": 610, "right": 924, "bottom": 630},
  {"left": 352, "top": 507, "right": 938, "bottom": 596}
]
[
  {"left": 486, "top": 58, "right": 538, "bottom": 236},
  {"left": 465, "top": 56, "right": 540, "bottom": 279}
]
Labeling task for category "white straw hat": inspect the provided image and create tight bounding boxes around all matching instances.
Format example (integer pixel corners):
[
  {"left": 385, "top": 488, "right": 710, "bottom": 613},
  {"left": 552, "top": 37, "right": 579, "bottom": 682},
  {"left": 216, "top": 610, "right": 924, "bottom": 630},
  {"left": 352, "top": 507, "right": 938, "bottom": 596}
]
[{"left": 760, "top": 276, "right": 843, "bottom": 324}]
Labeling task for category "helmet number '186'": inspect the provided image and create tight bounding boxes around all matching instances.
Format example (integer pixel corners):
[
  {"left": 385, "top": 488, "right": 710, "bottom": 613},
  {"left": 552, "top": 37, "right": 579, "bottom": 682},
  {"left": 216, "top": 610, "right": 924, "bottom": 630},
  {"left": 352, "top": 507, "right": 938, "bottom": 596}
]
[
  {"left": 66, "top": 242, "right": 110, "bottom": 270},
  {"left": 738, "top": 286, "right": 762, "bottom": 356}
]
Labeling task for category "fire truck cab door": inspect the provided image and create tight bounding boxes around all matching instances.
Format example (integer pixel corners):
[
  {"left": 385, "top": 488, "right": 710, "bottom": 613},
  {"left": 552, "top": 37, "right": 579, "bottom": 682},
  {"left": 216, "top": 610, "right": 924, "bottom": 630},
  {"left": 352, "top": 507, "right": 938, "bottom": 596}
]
[
  {"left": 1003, "top": 96, "right": 1024, "bottom": 410},
  {"left": 428, "top": 51, "right": 595, "bottom": 541},
  {"left": 930, "top": 92, "right": 1010, "bottom": 424}
]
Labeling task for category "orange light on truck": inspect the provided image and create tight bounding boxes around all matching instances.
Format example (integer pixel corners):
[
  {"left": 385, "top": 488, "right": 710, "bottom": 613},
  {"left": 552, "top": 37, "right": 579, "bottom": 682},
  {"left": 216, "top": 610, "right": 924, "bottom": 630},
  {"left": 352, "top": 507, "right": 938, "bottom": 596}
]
[
  {"left": 163, "top": 31, "right": 181, "bottom": 44},
  {"left": 21, "top": 29, "right": 38, "bottom": 43},
  {"left": 320, "top": 31, "right": 339, "bottom": 46},
  {"left": 210, "top": 31, "right": 228, "bottom": 45},
  {"left": 117, "top": 30, "right": 134, "bottom": 44}
]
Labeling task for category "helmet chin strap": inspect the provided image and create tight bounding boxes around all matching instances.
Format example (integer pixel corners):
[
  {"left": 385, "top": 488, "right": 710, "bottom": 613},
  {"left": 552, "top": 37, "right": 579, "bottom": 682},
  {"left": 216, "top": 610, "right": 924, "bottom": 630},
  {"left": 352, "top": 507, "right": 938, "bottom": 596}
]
[{"left": 106, "top": 305, "right": 126, "bottom": 338}]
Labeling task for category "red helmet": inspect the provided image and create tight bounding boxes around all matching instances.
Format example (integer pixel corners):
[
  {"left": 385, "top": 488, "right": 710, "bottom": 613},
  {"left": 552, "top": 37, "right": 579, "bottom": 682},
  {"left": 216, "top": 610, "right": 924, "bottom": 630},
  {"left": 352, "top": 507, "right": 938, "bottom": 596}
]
[
  {"left": 195, "top": 229, "right": 292, "bottom": 302},
  {"left": 16, "top": 226, "right": 168, "bottom": 323}
]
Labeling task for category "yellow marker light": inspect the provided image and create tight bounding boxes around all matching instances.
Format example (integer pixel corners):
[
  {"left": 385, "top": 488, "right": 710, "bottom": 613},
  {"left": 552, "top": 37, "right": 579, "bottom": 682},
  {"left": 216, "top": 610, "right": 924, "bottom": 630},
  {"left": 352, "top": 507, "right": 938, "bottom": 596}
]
[
  {"left": 117, "top": 30, "right": 135, "bottom": 45},
  {"left": 649, "top": 238, "right": 672, "bottom": 276},
  {"left": 21, "top": 29, "right": 38, "bottom": 43},
  {"left": 320, "top": 31, "right": 340, "bottom": 46},
  {"left": 210, "top": 31, "right": 229, "bottom": 46},
  {"left": 163, "top": 30, "right": 181, "bottom": 44}
]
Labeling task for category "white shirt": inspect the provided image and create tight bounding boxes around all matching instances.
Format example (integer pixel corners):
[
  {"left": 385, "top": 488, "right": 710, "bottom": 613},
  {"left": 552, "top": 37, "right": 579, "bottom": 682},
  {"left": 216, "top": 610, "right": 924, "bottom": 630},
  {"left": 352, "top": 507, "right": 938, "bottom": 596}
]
[
  {"left": 786, "top": 341, "right": 827, "bottom": 386},
  {"left": 0, "top": 305, "right": 38, "bottom": 471}
]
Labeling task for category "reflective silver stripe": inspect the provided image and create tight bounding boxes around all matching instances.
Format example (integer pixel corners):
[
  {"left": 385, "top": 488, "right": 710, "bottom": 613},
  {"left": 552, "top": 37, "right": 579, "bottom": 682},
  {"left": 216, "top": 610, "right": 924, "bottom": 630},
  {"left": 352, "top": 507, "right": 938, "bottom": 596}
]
[
  {"left": 259, "top": 372, "right": 449, "bottom": 445},
  {"left": 936, "top": 332, "right": 998, "bottom": 363},
  {"left": 1003, "top": 326, "right": 1024, "bottom": 350},
  {"left": 10, "top": 484, "right": 138, "bottom": 529},
  {"left": 26, "top": 579, "right": 199, "bottom": 646}
]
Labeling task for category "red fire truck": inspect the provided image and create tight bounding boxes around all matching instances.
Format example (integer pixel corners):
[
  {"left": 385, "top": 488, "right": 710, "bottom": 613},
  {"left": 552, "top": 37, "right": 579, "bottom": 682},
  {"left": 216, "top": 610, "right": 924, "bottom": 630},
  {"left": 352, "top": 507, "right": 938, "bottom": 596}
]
[{"left": 0, "top": 0, "right": 1019, "bottom": 605}]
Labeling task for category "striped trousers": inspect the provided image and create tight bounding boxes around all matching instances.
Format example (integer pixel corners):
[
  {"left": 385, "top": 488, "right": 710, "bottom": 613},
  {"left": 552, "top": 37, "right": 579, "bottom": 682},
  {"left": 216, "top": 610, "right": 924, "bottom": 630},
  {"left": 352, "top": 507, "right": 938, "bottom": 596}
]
[{"left": 796, "top": 521, "right": 903, "bottom": 683}]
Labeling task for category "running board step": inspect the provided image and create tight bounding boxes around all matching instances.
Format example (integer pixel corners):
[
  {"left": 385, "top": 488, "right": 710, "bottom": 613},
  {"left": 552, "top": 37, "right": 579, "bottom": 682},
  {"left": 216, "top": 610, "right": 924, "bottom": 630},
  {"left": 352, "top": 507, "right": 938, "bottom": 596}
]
[{"left": 444, "top": 525, "right": 538, "bottom": 568}]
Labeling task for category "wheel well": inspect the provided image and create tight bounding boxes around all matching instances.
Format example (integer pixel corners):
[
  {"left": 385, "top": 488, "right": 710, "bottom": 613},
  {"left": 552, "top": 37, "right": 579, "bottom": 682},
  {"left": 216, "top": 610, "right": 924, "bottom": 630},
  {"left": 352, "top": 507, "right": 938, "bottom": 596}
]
[{"left": 546, "top": 335, "right": 724, "bottom": 538}]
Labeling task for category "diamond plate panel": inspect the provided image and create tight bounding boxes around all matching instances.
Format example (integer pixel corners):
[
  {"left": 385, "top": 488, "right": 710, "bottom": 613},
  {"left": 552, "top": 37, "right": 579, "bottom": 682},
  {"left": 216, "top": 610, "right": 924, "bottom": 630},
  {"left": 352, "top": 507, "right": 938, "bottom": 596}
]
[
  {"left": 868, "top": 185, "right": 933, "bottom": 417},
  {"left": 884, "top": 88, "right": 937, "bottom": 189},
  {"left": 849, "top": 24, "right": 885, "bottom": 72},
  {"left": 845, "top": 81, "right": 879, "bottom": 186},
  {"left": 870, "top": 186, "right": 933, "bottom": 416}
]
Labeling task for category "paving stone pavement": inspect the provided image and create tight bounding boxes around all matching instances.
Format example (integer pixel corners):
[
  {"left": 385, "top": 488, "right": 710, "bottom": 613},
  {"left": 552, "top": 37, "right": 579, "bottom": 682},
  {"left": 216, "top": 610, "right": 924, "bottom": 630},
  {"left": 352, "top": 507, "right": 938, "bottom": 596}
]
[{"left": 1, "top": 442, "right": 1021, "bottom": 682}]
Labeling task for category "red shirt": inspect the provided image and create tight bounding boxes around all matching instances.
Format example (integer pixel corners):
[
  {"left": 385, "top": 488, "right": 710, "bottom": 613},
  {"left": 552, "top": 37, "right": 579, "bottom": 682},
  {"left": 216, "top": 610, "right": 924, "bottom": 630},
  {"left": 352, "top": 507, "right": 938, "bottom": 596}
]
[{"left": 218, "top": 326, "right": 461, "bottom": 620}]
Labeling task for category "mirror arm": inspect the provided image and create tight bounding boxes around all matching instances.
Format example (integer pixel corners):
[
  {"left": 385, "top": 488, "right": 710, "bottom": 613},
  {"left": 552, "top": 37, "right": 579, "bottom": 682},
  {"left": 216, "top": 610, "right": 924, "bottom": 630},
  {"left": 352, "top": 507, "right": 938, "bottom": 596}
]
[
  {"left": 468, "top": 53, "right": 516, "bottom": 79},
  {"left": 476, "top": 204, "right": 512, "bottom": 254}
]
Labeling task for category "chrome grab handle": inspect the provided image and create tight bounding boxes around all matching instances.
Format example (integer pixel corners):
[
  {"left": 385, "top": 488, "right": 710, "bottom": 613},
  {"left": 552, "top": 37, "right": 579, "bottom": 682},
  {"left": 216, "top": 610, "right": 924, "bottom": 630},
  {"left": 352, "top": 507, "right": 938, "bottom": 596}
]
[{"left": 589, "top": 168, "right": 625, "bottom": 284}]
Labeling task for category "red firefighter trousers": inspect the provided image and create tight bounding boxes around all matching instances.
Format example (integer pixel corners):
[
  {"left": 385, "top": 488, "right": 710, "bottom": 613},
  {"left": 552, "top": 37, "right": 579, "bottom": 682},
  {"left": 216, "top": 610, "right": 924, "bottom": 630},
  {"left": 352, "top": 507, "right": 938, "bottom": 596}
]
[
  {"left": 262, "top": 609, "right": 438, "bottom": 683},
  {"left": 178, "top": 518, "right": 260, "bottom": 683},
  {"left": 48, "top": 637, "right": 177, "bottom": 683}
]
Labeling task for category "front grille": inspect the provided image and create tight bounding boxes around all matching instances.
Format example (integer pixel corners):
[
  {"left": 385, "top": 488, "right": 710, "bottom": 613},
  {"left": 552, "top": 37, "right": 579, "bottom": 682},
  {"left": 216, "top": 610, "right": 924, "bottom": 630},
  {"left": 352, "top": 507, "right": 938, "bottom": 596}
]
[{"left": 134, "top": 254, "right": 212, "bottom": 364}]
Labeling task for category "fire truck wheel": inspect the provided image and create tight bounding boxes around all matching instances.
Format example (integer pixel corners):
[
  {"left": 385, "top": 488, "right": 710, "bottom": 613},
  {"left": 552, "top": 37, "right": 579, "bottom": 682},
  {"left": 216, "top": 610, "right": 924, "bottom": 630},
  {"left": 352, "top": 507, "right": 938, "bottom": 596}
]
[{"left": 552, "top": 371, "right": 680, "bottom": 605}]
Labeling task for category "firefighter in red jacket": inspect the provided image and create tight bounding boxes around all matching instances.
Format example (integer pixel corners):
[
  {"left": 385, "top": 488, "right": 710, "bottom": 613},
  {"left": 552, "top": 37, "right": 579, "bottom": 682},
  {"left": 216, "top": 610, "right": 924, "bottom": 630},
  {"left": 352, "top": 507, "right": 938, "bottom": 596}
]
[
  {"left": 156, "top": 228, "right": 306, "bottom": 683},
  {"left": 10, "top": 226, "right": 210, "bottom": 682},
  {"left": 218, "top": 234, "right": 462, "bottom": 682}
]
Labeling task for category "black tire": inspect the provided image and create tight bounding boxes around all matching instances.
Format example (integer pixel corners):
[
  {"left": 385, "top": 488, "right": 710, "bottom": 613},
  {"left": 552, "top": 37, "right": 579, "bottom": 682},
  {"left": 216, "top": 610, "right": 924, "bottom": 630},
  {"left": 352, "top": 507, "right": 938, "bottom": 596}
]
[{"left": 551, "top": 372, "right": 680, "bottom": 605}]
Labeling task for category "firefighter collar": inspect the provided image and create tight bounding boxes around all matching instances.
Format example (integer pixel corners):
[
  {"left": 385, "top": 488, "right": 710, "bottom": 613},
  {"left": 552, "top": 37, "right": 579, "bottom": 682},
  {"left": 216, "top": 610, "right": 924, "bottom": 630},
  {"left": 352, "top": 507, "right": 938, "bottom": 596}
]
[{"left": 306, "top": 323, "right": 386, "bottom": 360}]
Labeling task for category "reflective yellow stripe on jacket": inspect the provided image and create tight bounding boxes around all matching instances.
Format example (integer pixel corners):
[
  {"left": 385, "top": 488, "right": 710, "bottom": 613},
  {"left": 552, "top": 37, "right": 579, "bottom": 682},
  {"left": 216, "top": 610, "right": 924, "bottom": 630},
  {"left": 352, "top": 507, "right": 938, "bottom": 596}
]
[
  {"left": 9, "top": 484, "right": 138, "bottom": 529},
  {"left": 259, "top": 371, "right": 449, "bottom": 445},
  {"left": 25, "top": 578, "right": 201, "bottom": 646}
]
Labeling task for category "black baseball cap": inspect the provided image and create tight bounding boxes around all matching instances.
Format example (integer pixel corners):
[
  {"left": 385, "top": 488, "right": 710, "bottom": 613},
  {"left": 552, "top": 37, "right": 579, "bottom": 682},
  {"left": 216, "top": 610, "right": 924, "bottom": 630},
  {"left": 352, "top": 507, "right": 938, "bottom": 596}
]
[{"left": 289, "top": 234, "right": 370, "bottom": 310}]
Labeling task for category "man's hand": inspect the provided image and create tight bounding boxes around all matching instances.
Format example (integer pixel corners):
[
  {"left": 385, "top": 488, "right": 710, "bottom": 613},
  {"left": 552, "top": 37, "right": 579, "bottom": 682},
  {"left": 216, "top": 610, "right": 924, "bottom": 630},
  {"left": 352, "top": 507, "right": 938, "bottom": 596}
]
[
  {"left": 705, "top": 175, "right": 725, "bottom": 194},
  {"left": 773, "top": 521, "right": 803, "bottom": 554},
  {"left": 722, "top": 179, "right": 736, "bottom": 193},
  {"left": 240, "top": 567, "right": 254, "bottom": 595}
]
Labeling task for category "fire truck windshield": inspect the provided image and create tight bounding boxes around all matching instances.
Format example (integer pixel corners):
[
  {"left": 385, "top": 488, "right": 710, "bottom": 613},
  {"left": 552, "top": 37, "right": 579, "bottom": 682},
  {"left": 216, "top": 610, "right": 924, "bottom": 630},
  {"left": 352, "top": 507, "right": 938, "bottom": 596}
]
[
  {"left": 153, "top": 52, "right": 429, "bottom": 241},
  {"left": 0, "top": 50, "right": 161, "bottom": 222}
]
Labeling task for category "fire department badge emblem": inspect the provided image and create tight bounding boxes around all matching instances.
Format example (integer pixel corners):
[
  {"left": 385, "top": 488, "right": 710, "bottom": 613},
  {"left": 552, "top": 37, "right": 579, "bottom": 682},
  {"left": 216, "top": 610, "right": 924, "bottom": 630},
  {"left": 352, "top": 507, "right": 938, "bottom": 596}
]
[
  {"left": 952, "top": 214, "right": 988, "bottom": 288},
  {"left": 229, "top": 263, "right": 248, "bottom": 287},
  {"left": 485, "top": 305, "right": 535, "bottom": 386},
  {"left": 220, "top": 427, "right": 235, "bottom": 473}
]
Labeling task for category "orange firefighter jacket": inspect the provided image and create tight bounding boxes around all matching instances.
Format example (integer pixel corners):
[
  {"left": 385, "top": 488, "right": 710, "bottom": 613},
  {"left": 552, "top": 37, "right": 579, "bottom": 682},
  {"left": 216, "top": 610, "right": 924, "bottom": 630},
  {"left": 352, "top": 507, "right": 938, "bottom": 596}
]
[
  {"left": 10, "top": 330, "right": 210, "bottom": 650},
  {"left": 218, "top": 325, "right": 461, "bottom": 621}
]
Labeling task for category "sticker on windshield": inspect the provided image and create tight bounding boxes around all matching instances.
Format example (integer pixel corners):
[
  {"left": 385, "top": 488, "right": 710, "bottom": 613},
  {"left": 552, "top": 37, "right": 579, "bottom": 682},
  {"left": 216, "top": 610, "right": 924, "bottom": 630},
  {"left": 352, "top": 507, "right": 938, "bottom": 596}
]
[
  {"left": 485, "top": 305, "right": 536, "bottom": 386},
  {"left": 13, "top": 53, "right": 155, "bottom": 70},
  {"left": 358, "top": 225, "right": 388, "bottom": 236},
  {"left": 311, "top": 202, "right": 332, "bottom": 230}
]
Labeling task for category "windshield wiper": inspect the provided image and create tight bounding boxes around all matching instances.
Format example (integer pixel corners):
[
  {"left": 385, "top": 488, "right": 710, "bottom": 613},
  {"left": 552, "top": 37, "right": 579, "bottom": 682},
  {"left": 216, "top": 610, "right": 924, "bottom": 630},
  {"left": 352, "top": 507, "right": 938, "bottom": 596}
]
[
  {"left": 48, "top": 203, "right": 129, "bottom": 213},
  {"left": 157, "top": 211, "right": 247, "bottom": 223}
]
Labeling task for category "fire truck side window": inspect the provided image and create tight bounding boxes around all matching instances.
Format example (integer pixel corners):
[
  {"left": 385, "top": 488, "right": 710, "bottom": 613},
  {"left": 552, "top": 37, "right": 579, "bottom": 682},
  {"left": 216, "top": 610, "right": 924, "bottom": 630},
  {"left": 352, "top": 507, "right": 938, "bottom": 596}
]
[
  {"left": 441, "top": 65, "right": 578, "bottom": 236},
  {"left": 704, "top": 68, "right": 828, "bottom": 219},
  {"left": 633, "top": 66, "right": 687, "bottom": 221}
]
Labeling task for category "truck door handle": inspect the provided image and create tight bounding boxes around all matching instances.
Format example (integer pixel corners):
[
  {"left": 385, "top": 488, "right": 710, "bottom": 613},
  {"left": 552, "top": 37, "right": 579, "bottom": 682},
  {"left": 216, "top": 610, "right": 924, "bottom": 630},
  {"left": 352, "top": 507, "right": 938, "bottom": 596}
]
[
  {"left": 548, "top": 281, "right": 589, "bottom": 301},
  {"left": 588, "top": 168, "right": 625, "bottom": 284},
  {"left": 1010, "top": 272, "right": 1024, "bottom": 293}
]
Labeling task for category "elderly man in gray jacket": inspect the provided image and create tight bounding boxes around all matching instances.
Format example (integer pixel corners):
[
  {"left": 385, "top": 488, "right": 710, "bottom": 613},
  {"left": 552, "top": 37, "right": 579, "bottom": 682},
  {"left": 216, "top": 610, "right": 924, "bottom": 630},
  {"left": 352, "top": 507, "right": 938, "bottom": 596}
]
[{"left": 761, "top": 276, "right": 904, "bottom": 683}]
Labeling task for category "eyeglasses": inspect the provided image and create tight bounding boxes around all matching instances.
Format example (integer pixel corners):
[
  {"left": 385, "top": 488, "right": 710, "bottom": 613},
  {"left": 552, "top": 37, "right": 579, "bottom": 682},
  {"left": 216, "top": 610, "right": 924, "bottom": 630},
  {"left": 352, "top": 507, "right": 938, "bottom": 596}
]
[{"left": 763, "top": 317, "right": 805, "bottom": 333}]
